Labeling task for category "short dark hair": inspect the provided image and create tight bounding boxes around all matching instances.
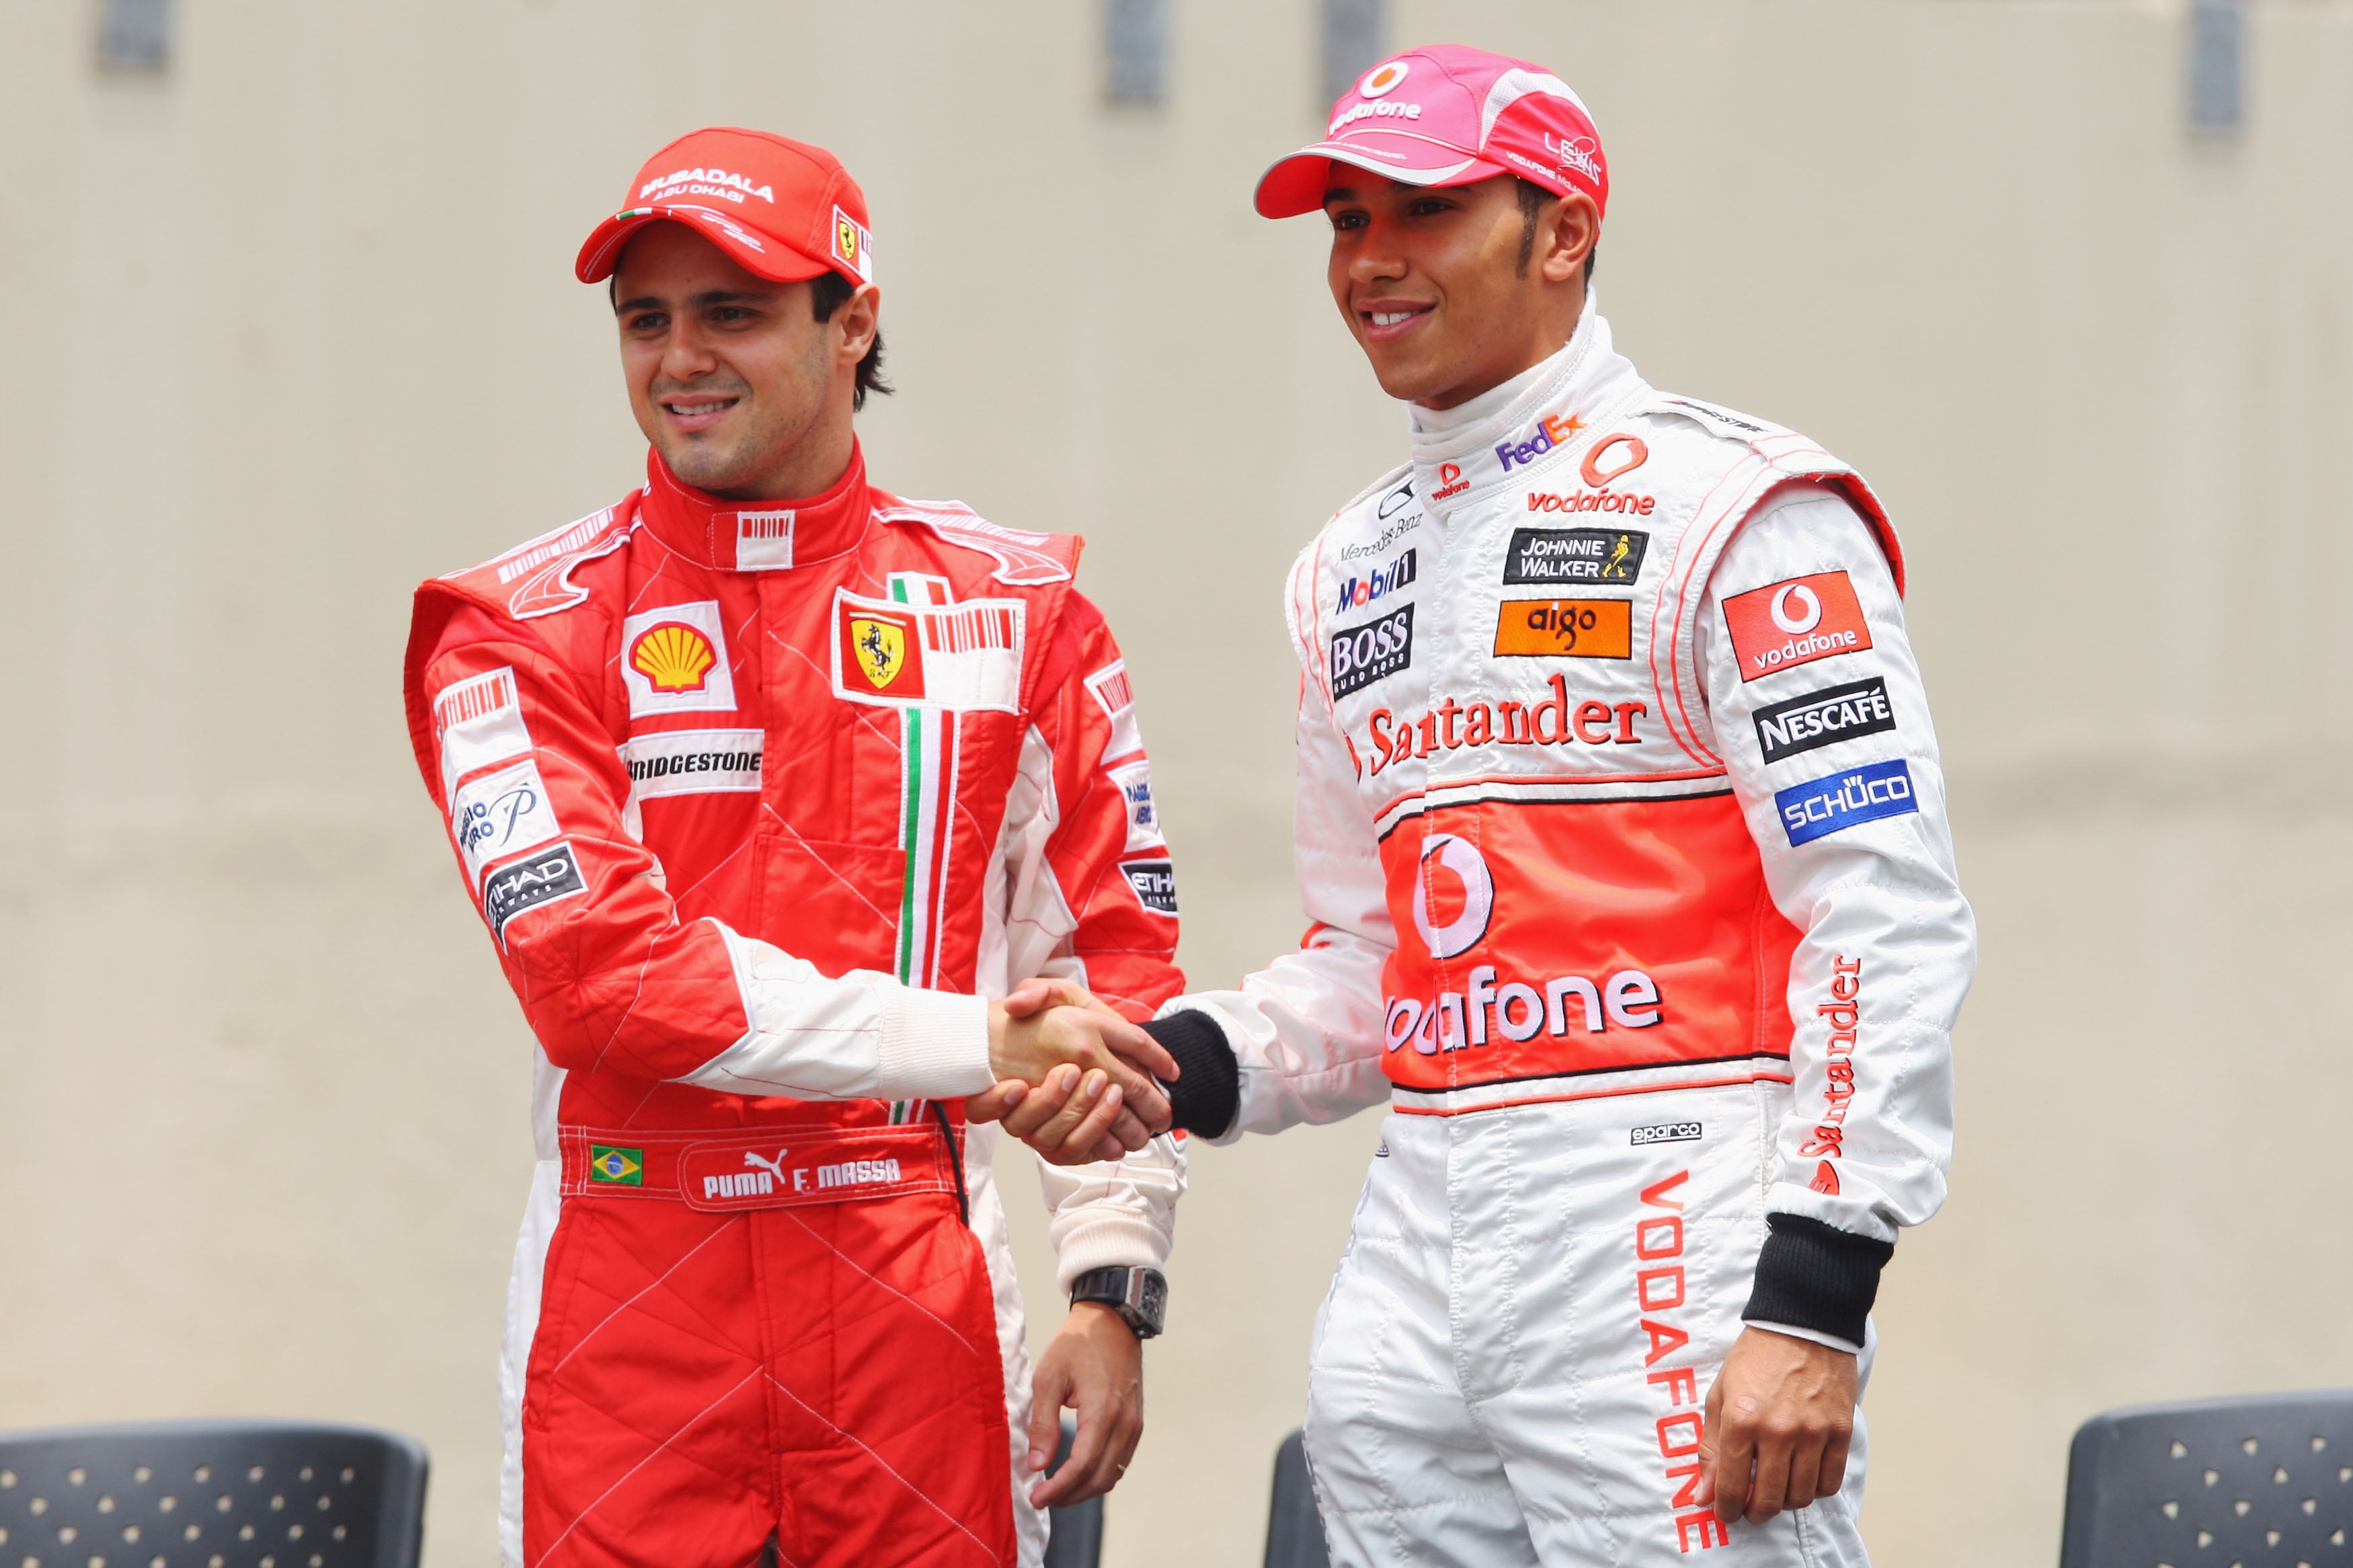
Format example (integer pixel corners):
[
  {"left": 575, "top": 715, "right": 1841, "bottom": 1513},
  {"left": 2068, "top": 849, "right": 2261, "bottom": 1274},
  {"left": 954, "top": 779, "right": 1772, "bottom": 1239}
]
[
  {"left": 603, "top": 269, "right": 893, "bottom": 411},
  {"left": 1515, "top": 177, "right": 1598, "bottom": 284},
  {"left": 811, "top": 272, "right": 893, "bottom": 410}
]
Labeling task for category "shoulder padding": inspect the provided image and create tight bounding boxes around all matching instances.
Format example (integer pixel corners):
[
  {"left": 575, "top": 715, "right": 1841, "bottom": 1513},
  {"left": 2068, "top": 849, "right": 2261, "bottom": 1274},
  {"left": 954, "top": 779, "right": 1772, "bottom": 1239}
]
[{"left": 875, "top": 499, "right": 1082, "bottom": 587}]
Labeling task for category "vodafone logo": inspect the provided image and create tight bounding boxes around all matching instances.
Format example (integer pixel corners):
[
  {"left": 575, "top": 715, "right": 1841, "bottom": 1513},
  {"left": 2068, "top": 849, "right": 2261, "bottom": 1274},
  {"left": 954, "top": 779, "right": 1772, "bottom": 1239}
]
[
  {"left": 1769, "top": 583, "right": 1822, "bottom": 634},
  {"left": 1360, "top": 60, "right": 1410, "bottom": 97},
  {"left": 1721, "top": 571, "right": 1874, "bottom": 683},
  {"left": 1430, "top": 460, "right": 1468, "bottom": 500},
  {"left": 1411, "top": 833, "right": 1493, "bottom": 960},
  {"left": 1579, "top": 434, "right": 1648, "bottom": 487}
]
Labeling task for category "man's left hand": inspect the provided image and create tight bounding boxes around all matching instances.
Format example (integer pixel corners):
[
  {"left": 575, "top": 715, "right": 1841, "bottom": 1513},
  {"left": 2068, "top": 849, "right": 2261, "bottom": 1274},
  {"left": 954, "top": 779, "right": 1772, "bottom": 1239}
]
[
  {"left": 1025, "top": 1303, "right": 1144, "bottom": 1508},
  {"left": 1698, "top": 1325, "right": 1858, "bottom": 1526}
]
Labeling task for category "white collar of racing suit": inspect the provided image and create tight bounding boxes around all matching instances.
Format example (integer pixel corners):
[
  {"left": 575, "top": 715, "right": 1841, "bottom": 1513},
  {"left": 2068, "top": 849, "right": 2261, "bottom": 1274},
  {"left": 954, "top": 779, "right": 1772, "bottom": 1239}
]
[{"left": 1402, "top": 292, "right": 1646, "bottom": 495}]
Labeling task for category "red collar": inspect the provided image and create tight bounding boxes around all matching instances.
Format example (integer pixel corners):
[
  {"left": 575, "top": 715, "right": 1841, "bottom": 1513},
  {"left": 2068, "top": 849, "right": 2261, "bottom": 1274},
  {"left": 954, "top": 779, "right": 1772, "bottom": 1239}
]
[{"left": 635, "top": 444, "right": 875, "bottom": 571}]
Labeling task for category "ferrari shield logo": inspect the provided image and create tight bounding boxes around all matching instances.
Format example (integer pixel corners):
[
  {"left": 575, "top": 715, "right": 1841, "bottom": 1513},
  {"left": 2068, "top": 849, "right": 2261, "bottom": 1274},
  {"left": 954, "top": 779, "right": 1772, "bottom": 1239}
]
[{"left": 851, "top": 617, "right": 906, "bottom": 688}]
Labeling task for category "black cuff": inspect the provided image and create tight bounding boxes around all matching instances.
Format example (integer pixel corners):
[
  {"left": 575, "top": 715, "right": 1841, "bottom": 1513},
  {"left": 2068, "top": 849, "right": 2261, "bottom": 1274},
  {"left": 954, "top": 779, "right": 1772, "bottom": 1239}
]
[
  {"left": 1141, "top": 1011, "right": 1240, "bottom": 1139},
  {"left": 1740, "top": 1213, "right": 1895, "bottom": 1347}
]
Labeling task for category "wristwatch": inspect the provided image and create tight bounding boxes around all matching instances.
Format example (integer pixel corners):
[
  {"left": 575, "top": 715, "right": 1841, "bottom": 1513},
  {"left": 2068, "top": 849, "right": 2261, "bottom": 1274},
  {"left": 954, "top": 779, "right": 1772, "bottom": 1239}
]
[{"left": 1068, "top": 1265, "right": 1168, "bottom": 1339}]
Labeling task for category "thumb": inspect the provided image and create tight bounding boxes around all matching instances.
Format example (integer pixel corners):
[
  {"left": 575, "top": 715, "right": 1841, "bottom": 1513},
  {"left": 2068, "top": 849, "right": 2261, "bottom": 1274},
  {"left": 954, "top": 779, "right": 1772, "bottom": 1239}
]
[
  {"left": 1005, "top": 977, "right": 1083, "bottom": 1019},
  {"left": 964, "top": 1081, "right": 1027, "bottom": 1124},
  {"left": 1698, "top": 1370, "right": 1724, "bottom": 1503}
]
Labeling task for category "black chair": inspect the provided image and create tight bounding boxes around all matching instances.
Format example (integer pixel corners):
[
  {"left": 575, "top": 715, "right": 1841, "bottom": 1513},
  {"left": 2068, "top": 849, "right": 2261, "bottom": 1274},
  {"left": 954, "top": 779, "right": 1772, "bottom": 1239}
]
[
  {"left": 2060, "top": 1389, "right": 2353, "bottom": 1567},
  {"left": 0, "top": 1418, "right": 428, "bottom": 1568},
  {"left": 1264, "top": 1428, "right": 1330, "bottom": 1568},
  {"left": 1042, "top": 1417, "right": 1104, "bottom": 1568}
]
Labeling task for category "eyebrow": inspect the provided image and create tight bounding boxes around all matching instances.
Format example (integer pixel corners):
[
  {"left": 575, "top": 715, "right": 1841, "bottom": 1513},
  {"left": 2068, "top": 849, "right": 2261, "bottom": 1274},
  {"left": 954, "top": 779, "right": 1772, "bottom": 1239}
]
[
  {"left": 1322, "top": 186, "right": 1360, "bottom": 206},
  {"left": 612, "top": 286, "right": 777, "bottom": 315}
]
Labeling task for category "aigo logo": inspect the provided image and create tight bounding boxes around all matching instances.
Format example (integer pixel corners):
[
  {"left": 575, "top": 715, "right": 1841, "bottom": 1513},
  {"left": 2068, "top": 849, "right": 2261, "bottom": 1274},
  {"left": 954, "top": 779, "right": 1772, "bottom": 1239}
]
[
  {"left": 1411, "top": 833, "right": 1493, "bottom": 960},
  {"left": 1359, "top": 59, "right": 1410, "bottom": 97}
]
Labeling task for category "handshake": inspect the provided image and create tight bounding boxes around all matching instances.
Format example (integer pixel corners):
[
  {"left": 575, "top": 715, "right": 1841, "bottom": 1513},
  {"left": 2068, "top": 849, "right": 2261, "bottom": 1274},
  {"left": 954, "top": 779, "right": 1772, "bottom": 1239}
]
[{"left": 969, "top": 979, "right": 1181, "bottom": 1165}]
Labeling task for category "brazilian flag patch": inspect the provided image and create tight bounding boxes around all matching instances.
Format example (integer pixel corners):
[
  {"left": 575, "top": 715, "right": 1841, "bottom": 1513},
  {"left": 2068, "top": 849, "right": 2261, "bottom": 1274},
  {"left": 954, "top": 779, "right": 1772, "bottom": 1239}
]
[{"left": 587, "top": 1145, "right": 644, "bottom": 1186}]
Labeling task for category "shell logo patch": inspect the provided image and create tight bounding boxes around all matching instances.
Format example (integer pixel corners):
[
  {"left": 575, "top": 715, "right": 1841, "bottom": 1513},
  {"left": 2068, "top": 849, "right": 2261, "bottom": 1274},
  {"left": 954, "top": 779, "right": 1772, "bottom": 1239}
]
[
  {"left": 588, "top": 1145, "right": 644, "bottom": 1186},
  {"left": 619, "top": 601, "right": 737, "bottom": 716},
  {"left": 851, "top": 616, "right": 908, "bottom": 690},
  {"left": 630, "top": 622, "right": 717, "bottom": 694}
]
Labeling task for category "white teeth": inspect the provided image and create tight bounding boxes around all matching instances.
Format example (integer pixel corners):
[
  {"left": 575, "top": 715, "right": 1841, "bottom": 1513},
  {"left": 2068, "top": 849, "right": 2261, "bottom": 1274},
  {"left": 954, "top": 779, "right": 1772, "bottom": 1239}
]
[
  {"left": 666, "top": 403, "right": 731, "bottom": 417},
  {"left": 1371, "top": 311, "right": 1419, "bottom": 327}
]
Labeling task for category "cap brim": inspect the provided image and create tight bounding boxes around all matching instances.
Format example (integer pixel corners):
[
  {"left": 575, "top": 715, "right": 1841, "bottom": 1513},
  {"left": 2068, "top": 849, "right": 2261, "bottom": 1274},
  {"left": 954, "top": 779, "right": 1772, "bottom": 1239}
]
[
  {"left": 1253, "top": 139, "right": 1515, "bottom": 218},
  {"left": 575, "top": 203, "right": 833, "bottom": 286}
]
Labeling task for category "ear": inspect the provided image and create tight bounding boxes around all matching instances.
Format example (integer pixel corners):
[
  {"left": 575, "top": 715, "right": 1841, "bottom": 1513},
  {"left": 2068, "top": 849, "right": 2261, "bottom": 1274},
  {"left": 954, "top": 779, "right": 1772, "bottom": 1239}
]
[
  {"left": 1540, "top": 194, "right": 1601, "bottom": 286},
  {"left": 835, "top": 282, "right": 881, "bottom": 364}
]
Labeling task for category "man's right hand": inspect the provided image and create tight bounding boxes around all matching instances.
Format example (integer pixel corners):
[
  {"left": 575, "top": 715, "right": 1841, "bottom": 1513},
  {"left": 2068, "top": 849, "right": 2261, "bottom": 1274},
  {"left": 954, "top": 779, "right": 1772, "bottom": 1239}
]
[{"left": 985, "top": 991, "right": 1177, "bottom": 1150}]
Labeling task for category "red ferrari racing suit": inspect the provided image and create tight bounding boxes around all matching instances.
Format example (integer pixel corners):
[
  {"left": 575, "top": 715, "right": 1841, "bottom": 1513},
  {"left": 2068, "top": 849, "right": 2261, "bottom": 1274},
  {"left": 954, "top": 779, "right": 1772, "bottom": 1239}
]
[
  {"left": 403, "top": 445, "right": 1185, "bottom": 1568},
  {"left": 1146, "top": 302, "right": 1975, "bottom": 1565}
]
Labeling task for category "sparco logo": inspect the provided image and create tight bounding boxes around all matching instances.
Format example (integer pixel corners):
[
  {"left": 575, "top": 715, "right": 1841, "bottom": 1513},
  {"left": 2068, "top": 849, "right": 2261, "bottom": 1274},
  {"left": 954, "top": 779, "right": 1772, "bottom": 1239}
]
[
  {"left": 1751, "top": 678, "right": 1897, "bottom": 765},
  {"left": 1335, "top": 549, "right": 1417, "bottom": 614},
  {"left": 1330, "top": 603, "right": 1414, "bottom": 697},
  {"left": 1503, "top": 527, "right": 1648, "bottom": 586},
  {"left": 1630, "top": 1122, "right": 1702, "bottom": 1147}
]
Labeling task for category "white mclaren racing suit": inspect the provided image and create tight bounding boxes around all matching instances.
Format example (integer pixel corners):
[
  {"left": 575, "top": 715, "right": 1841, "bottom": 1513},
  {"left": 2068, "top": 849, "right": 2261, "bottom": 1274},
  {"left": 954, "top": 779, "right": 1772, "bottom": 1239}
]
[{"left": 1144, "top": 303, "right": 1974, "bottom": 1565}]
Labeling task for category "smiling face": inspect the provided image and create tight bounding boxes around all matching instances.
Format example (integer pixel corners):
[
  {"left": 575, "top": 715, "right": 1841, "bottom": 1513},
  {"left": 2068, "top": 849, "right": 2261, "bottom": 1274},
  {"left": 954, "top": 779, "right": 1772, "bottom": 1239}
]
[
  {"left": 611, "top": 222, "right": 878, "bottom": 499},
  {"left": 1323, "top": 173, "right": 1599, "bottom": 410}
]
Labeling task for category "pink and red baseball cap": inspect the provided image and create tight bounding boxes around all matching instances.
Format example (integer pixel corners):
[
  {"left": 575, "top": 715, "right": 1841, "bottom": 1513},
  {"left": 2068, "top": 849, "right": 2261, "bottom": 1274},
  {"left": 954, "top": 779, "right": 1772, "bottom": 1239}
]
[
  {"left": 1255, "top": 44, "right": 1609, "bottom": 220},
  {"left": 575, "top": 126, "right": 876, "bottom": 288}
]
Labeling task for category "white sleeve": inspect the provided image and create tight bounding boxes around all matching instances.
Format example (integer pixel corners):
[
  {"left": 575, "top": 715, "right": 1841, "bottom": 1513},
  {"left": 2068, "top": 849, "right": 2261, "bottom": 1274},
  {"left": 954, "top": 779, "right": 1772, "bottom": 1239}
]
[
  {"left": 1156, "top": 553, "right": 1395, "bottom": 1141},
  {"left": 1696, "top": 486, "right": 1975, "bottom": 1247},
  {"left": 671, "top": 927, "right": 992, "bottom": 1102}
]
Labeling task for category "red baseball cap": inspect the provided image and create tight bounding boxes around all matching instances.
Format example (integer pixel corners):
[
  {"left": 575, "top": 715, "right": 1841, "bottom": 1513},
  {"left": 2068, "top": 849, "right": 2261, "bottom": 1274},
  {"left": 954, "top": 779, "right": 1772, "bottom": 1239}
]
[
  {"left": 1254, "top": 44, "right": 1608, "bottom": 221},
  {"left": 575, "top": 126, "right": 876, "bottom": 288}
]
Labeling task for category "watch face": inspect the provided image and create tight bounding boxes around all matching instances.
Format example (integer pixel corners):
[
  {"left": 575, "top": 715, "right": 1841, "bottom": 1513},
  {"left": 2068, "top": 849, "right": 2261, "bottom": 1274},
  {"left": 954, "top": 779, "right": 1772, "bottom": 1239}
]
[{"left": 1135, "top": 1270, "right": 1168, "bottom": 1326}]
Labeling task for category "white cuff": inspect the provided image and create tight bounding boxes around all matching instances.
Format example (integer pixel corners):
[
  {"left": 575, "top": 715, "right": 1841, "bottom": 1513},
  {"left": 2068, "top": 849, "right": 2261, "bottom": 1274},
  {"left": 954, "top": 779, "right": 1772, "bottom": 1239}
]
[
  {"left": 874, "top": 987, "right": 993, "bottom": 1100},
  {"left": 1743, "top": 1319, "right": 1864, "bottom": 1356},
  {"left": 1049, "top": 1204, "right": 1172, "bottom": 1295}
]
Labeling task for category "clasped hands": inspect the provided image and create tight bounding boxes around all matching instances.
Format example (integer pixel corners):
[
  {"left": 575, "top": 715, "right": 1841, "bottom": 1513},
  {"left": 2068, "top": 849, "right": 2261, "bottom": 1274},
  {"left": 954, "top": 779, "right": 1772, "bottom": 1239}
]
[{"left": 968, "top": 979, "right": 1176, "bottom": 1164}]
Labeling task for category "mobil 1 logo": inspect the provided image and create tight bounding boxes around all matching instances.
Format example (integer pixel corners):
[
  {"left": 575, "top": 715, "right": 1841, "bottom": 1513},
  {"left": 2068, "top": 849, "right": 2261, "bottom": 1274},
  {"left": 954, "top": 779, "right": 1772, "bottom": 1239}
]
[
  {"left": 1503, "top": 526, "right": 1649, "bottom": 587},
  {"left": 1330, "top": 602, "right": 1414, "bottom": 698},
  {"left": 1751, "top": 677, "right": 1898, "bottom": 765}
]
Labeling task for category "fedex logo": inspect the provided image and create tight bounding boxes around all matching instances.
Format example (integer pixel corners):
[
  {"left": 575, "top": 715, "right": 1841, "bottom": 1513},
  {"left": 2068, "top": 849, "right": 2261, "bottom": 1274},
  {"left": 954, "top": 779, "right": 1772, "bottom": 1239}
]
[
  {"left": 1496, "top": 412, "right": 1586, "bottom": 472},
  {"left": 1335, "top": 549, "right": 1417, "bottom": 614}
]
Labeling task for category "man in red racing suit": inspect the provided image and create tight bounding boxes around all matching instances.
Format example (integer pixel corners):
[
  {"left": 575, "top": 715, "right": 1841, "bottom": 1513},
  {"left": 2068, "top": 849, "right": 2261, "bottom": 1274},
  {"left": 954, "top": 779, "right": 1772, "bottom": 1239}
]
[{"left": 403, "top": 127, "right": 1185, "bottom": 1568}]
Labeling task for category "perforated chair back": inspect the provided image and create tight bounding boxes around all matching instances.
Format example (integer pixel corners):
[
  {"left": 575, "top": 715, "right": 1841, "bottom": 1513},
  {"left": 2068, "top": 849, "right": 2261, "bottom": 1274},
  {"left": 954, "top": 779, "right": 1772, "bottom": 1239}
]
[
  {"left": 1041, "top": 1418, "right": 1103, "bottom": 1568},
  {"left": 2060, "top": 1389, "right": 2353, "bottom": 1567},
  {"left": 0, "top": 1419, "right": 428, "bottom": 1568},
  {"left": 1264, "top": 1429, "right": 1330, "bottom": 1568}
]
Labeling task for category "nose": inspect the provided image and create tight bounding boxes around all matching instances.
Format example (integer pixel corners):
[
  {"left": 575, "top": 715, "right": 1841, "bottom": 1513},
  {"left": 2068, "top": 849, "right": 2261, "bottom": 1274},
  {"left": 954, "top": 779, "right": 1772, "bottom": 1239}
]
[{"left": 659, "top": 320, "right": 719, "bottom": 382}]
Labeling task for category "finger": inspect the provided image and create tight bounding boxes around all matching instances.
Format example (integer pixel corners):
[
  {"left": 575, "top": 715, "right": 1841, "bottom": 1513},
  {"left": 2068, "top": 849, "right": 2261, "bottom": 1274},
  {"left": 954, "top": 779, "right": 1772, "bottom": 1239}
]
[
  {"left": 1026, "top": 1363, "right": 1071, "bottom": 1477},
  {"left": 1105, "top": 1106, "right": 1154, "bottom": 1153},
  {"left": 1036, "top": 1389, "right": 1113, "bottom": 1508},
  {"left": 1058, "top": 1081, "right": 1131, "bottom": 1161},
  {"left": 1000, "top": 1067, "right": 1080, "bottom": 1140},
  {"left": 1029, "top": 1069, "right": 1107, "bottom": 1153},
  {"left": 1817, "top": 1421, "right": 1853, "bottom": 1498},
  {"left": 963, "top": 1081, "right": 1027, "bottom": 1124},
  {"left": 1089, "top": 1132, "right": 1129, "bottom": 1163},
  {"left": 1100, "top": 1019, "right": 1180, "bottom": 1081},
  {"left": 1003, "top": 978, "right": 1080, "bottom": 1019},
  {"left": 1744, "top": 1418, "right": 1791, "bottom": 1523},
  {"left": 1782, "top": 1425, "right": 1825, "bottom": 1511},
  {"left": 1710, "top": 1398, "right": 1755, "bottom": 1524}
]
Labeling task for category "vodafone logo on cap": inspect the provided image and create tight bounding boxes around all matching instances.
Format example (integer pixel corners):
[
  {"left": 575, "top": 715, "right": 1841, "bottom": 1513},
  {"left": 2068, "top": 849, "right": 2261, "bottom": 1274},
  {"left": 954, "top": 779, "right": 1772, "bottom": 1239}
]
[
  {"left": 1411, "top": 833, "right": 1493, "bottom": 960},
  {"left": 1359, "top": 60, "right": 1410, "bottom": 97}
]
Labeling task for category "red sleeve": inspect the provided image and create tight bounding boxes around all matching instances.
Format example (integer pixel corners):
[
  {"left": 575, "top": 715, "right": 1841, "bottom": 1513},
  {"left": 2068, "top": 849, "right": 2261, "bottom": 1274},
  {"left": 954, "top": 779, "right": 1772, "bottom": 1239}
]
[
  {"left": 1024, "top": 593, "right": 1186, "bottom": 1022},
  {"left": 408, "top": 597, "right": 754, "bottom": 1080}
]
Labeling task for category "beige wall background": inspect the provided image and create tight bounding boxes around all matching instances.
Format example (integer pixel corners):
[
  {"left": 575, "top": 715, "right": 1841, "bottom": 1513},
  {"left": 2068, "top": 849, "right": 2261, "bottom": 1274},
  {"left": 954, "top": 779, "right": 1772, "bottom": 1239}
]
[{"left": 3, "top": 1, "right": 2350, "bottom": 1563}]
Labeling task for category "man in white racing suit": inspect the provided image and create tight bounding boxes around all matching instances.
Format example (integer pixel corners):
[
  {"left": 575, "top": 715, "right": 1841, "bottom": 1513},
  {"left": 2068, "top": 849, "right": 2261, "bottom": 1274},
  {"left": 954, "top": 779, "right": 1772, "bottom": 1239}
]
[{"left": 1055, "top": 41, "right": 1975, "bottom": 1566}]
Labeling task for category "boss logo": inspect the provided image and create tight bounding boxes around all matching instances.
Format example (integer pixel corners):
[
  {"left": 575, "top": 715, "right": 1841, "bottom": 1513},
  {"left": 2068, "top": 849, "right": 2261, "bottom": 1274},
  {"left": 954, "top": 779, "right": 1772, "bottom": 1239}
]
[{"left": 1329, "top": 603, "right": 1414, "bottom": 697}]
